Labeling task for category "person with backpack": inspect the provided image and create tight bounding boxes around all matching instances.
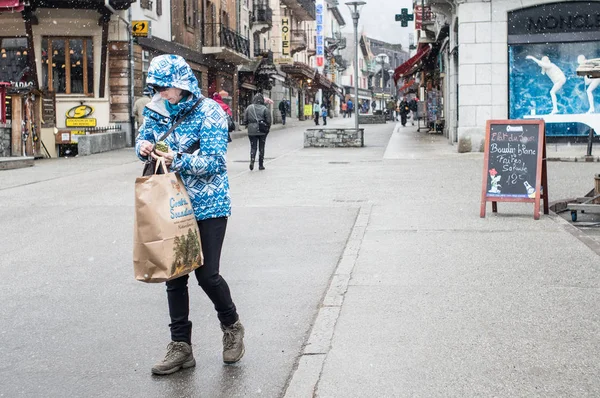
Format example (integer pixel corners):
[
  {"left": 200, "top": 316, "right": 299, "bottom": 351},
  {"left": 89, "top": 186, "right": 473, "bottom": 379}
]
[
  {"left": 278, "top": 100, "right": 288, "bottom": 126},
  {"left": 321, "top": 103, "right": 328, "bottom": 126},
  {"left": 347, "top": 99, "right": 354, "bottom": 118},
  {"left": 135, "top": 54, "right": 244, "bottom": 375},
  {"left": 243, "top": 93, "right": 272, "bottom": 170}
]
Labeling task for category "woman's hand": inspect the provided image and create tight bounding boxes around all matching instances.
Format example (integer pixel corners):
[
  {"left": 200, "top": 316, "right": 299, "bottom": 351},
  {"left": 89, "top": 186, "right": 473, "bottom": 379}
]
[
  {"left": 139, "top": 140, "right": 154, "bottom": 157},
  {"left": 152, "top": 149, "right": 175, "bottom": 167}
]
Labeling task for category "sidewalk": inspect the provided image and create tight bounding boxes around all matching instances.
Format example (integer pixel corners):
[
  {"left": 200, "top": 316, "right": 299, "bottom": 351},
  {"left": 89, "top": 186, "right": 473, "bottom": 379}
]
[{"left": 281, "top": 121, "right": 600, "bottom": 397}]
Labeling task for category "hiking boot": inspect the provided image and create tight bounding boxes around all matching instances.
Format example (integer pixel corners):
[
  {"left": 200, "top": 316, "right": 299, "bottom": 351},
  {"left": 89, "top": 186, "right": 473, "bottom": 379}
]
[
  {"left": 258, "top": 162, "right": 265, "bottom": 170},
  {"left": 221, "top": 320, "right": 245, "bottom": 364},
  {"left": 151, "top": 341, "right": 195, "bottom": 375},
  {"left": 249, "top": 160, "right": 255, "bottom": 170}
]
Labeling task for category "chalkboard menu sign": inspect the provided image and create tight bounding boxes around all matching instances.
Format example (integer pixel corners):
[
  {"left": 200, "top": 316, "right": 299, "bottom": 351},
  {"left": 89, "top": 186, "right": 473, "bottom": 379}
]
[{"left": 480, "top": 120, "right": 549, "bottom": 220}]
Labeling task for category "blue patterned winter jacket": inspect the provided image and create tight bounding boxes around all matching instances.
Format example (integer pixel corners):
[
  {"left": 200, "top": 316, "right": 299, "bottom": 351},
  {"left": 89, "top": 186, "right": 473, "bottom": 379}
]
[{"left": 135, "top": 55, "right": 231, "bottom": 220}]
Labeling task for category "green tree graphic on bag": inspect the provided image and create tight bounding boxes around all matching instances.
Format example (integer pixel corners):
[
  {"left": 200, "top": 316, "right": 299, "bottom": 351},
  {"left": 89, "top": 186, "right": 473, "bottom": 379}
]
[{"left": 171, "top": 229, "right": 202, "bottom": 275}]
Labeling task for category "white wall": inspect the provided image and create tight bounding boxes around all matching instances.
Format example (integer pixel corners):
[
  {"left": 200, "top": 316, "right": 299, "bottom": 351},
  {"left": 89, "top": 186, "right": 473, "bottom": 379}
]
[{"left": 131, "top": 0, "right": 172, "bottom": 41}]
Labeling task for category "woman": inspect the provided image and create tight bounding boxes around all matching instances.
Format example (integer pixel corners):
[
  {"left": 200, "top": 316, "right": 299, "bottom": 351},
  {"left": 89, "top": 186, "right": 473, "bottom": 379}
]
[
  {"left": 243, "top": 93, "right": 271, "bottom": 170},
  {"left": 212, "top": 92, "right": 232, "bottom": 116},
  {"left": 136, "top": 54, "right": 245, "bottom": 375}
]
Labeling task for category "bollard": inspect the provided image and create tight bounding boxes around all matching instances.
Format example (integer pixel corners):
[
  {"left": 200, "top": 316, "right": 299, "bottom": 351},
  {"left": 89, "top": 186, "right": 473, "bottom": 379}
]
[{"left": 586, "top": 128, "right": 594, "bottom": 159}]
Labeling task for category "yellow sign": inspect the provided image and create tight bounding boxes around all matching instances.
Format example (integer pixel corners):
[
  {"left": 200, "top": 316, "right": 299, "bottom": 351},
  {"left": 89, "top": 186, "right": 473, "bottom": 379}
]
[
  {"left": 132, "top": 20, "right": 150, "bottom": 37},
  {"left": 304, "top": 105, "right": 313, "bottom": 117},
  {"left": 274, "top": 57, "right": 293, "bottom": 65},
  {"left": 66, "top": 105, "right": 94, "bottom": 119},
  {"left": 66, "top": 118, "right": 97, "bottom": 127},
  {"left": 281, "top": 18, "right": 290, "bottom": 57}
]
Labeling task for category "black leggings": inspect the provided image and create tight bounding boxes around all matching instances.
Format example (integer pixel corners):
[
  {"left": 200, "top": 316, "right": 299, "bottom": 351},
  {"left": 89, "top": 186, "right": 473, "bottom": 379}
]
[
  {"left": 249, "top": 135, "right": 266, "bottom": 162},
  {"left": 166, "top": 217, "right": 238, "bottom": 344}
]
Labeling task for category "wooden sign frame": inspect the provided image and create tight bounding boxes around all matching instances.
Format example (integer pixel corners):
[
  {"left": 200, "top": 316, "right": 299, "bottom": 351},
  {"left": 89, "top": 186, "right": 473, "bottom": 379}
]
[{"left": 480, "top": 119, "right": 549, "bottom": 220}]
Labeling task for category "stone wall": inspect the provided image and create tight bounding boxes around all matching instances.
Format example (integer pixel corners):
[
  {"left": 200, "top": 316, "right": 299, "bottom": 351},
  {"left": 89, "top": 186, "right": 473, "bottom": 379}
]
[
  {"left": 358, "top": 114, "right": 386, "bottom": 124},
  {"left": 304, "top": 128, "right": 364, "bottom": 148},
  {"left": 77, "top": 131, "right": 127, "bottom": 156},
  {"left": 0, "top": 127, "right": 11, "bottom": 157}
]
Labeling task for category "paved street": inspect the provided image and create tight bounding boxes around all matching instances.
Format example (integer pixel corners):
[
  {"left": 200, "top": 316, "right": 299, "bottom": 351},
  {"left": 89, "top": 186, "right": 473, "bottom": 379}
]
[{"left": 1, "top": 117, "right": 599, "bottom": 397}]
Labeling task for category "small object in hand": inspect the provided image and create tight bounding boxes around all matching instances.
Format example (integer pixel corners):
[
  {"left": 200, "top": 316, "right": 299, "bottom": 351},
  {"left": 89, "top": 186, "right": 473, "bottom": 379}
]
[{"left": 155, "top": 141, "right": 169, "bottom": 152}]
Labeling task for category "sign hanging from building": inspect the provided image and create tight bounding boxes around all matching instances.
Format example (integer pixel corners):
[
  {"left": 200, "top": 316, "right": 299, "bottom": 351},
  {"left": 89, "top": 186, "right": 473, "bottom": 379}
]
[
  {"left": 277, "top": 18, "right": 293, "bottom": 65},
  {"left": 132, "top": 20, "right": 150, "bottom": 38},
  {"left": 315, "top": 0, "right": 324, "bottom": 68}
]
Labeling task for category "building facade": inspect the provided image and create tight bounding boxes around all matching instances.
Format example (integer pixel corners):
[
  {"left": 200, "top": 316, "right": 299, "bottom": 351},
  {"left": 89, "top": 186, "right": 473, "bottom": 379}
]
[
  {"left": 0, "top": 0, "right": 135, "bottom": 159},
  {"left": 418, "top": 0, "right": 600, "bottom": 152}
]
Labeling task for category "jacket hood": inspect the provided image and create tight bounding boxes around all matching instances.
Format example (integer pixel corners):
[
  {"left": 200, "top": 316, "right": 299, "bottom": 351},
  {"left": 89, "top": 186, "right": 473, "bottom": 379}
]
[
  {"left": 252, "top": 93, "right": 265, "bottom": 105},
  {"left": 146, "top": 55, "right": 202, "bottom": 101},
  {"left": 213, "top": 93, "right": 223, "bottom": 102}
]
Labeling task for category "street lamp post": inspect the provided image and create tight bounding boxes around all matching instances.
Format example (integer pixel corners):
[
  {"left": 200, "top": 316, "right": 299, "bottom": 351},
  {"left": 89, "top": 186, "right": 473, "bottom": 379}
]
[{"left": 346, "top": 1, "right": 366, "bottom": 139}]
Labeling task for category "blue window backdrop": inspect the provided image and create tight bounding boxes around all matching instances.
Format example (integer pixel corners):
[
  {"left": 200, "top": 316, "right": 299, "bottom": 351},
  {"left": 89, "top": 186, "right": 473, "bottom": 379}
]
[{"left": 509, "top": 41, "right": 600, "bottom": 136}]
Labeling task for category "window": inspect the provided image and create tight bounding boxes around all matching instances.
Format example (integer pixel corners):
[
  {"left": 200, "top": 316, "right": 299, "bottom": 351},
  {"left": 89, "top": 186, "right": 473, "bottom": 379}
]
[
  {"left": 156, "top": 0, "right": 162, "bottom": 16},
  {"left": 41, "top": 37, "right": 94, "bottom": 95},
  {"left": 141, "top": 50, "right": 151, "bottom": 89},
  {"left": 184, "top": 0, "right": 197, "bottom": 28},
  {"left": 0, "top": 38, "right": 33, "bottom": 88}
]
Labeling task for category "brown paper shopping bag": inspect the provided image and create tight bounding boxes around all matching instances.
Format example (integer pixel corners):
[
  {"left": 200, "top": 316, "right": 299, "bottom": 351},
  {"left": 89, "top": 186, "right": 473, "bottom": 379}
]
[{"left": 133, "top": 158, "right": 203, "bottom": 283}]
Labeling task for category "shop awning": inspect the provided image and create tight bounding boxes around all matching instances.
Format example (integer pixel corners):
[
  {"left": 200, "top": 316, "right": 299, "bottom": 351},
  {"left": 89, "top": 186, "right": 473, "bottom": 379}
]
[
  {"left": 280, "top": 62, "right": 315, "bottom": 80},
  {"left": 0, "top": 0, "right": 23, "bottom": 11},
  {"left": 393, "top": 44, "right": 431, "bottom": 85},
  {"left": 331, "top": 82, "right": 344, "bottom": 98},
  {"left": 314, "top": 73, "right": 332, "bottom": 89},
  {"left": 399, "top": 79, "right": 416, "bottom": 92}
]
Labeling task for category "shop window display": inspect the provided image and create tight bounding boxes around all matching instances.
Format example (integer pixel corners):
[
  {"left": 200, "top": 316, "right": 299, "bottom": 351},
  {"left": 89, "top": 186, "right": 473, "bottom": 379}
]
[
  {"left": 0, "top": 37, "right": 33, "bottom": 88},
  {"left": 41, "top": 37, "right": 93, "bottom": 95}
]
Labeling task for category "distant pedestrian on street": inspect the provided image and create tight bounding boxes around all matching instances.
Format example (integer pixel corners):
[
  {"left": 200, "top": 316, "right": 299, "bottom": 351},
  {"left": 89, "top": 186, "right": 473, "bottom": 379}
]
[
  {"left": 243, "top": 93, "right": 271, "bottom": 170},
  {"left": 212, "top": 92, "right": 232, "bottom": 116},
  {"left": 347, "top": 99, "right": 354, "bottom": 118},
  {"left": 399, "top": 97, "right": 410, "bottom": 127},
  {"left": 387, "top": 98, "right": 397, "bottom": 121},
  {"left": 371, "top": 100, "right": 376, "bottom": 114},
  {"left": 133, "top": 87, "right": 152, "bottom": 135},
  {"left": 278, "top": 100, "right": 288, "bottom": 125},
  {"left": 408, "top": 97, "right": 418, "bottom": 126},
  {"left": 321, "top": 103, "right": 328, "bottom": 126},
  {"left": 135, "top": 54, "right": 245, "bottom": 376},
  {"left": 341, "top": 101, "right": 347, "bottom": 118},
  {"left": 313, "top": 101, "right": 320, "bottom": 125}
]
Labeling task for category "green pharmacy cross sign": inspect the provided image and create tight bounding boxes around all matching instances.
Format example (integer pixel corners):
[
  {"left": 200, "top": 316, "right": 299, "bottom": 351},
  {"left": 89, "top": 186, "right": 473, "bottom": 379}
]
[{"left": 395, "top": 8, "right": 414, "bottom": 27}]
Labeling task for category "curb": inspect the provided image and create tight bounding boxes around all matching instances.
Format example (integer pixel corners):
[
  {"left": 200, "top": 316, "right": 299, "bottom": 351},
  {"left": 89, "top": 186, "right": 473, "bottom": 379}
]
[
  {"left": 547, "top": 156, "right": 600, "bottom": 162},
  {"left": 283, "top": 204, "right": 373, "bottom": 397}
]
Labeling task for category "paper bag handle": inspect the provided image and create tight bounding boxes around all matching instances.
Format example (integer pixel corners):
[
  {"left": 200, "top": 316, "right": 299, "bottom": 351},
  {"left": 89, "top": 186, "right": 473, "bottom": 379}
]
[{"left": 154, "top": 156, "right": 167, "bottom": 174}]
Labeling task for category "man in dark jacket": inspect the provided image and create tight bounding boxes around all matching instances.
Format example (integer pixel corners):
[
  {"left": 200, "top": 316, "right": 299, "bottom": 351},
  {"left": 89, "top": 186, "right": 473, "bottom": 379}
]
[
  {"left": 399, "top": 97, "right": 410, "bottom": 127},
  {"left": 278, "top": 100, "right": 288, "bottom": 125},
  {"left": 243, "top": 93, "right": 272, "bottom": 170}
]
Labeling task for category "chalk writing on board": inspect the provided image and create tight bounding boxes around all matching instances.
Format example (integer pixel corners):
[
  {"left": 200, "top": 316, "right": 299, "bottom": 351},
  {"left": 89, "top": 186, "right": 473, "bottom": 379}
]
[{"left": 485, "top": 124, "right": 540, "bottom": 198}]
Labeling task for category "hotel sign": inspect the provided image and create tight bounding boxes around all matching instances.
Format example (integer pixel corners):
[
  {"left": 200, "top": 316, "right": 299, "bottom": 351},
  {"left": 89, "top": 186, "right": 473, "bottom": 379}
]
[
  {"left": 316, "top": 0, "right": 324, "bottom": 68},
  {"left": 281, "top": 18, "right": 291, "bottom": 57}
]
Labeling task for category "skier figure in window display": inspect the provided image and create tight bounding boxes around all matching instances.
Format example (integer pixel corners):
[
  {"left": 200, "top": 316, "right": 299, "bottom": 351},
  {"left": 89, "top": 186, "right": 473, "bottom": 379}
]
[
  {"left": 526, "top": 55, "right": 566, "bottom": 115},
  {"left": 577, "top": 54, "right": 600, "bottom": 114}
]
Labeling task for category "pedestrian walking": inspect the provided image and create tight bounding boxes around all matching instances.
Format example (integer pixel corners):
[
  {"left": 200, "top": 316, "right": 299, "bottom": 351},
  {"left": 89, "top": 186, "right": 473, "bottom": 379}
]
[
  {"left": 212, "top": 92, "right": 232, "bottom": 116},
  {"left": 399, "top": 97, "right": 410, "bottom": 127},
  {"left": 408, "top": 97, "right": 418, "bottom": 126},
  {"left": 243, "top": 93, "right": 271, "bottom": 170},
  {"left": 347, "top": 99, "right": 354, "bottom": 118},
  {"left": 321, "top": 103, "right": 328, "bottom": 126},
  {"left": 135, "top": 54, "right": 244, "bottom": 376},
  {"left": 278, "top": 100, "right": 288, "bottom": 125},
  {"left": 371, "top": 100, "right": 376, "bottom": 114},
  {"left": 341, "top": 102, "right": 347, "bottom": 118},
  {"left": 133, "top": 87, "right": 152, "bottom": 135},
  {"left": 313, "top": 101, "right": 320, "bottom": 125}
]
